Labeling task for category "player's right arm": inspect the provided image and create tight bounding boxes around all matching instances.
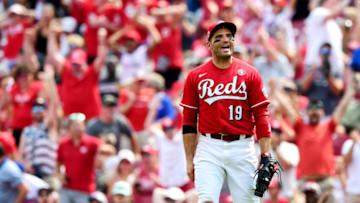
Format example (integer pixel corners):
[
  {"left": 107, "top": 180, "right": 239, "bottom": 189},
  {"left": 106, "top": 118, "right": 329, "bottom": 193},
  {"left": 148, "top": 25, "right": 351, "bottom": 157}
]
[{"left": 180, "top": 71, "right": 199, "bottom": 182}]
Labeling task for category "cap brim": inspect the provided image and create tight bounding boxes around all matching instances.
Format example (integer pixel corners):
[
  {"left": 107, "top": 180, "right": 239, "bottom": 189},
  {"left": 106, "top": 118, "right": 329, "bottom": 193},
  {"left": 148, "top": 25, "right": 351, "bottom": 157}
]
[{"left": 208, "top": 22, "right": 237, "bottom": 41}]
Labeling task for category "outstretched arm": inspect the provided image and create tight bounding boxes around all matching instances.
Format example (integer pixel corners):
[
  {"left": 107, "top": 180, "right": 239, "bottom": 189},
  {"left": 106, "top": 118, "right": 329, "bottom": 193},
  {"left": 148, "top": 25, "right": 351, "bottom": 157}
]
[
  {"left": 93, "top": 28, "right": 108, "bottom": 72},
  {"left": 332, "top": 73, "right": 355, "bottom": 124},
  {"left": 47, "top": 20, "right": 65, "bottom": 74},
  {"left": 23, "top": 28, "right": 40, "bottom": 72}
]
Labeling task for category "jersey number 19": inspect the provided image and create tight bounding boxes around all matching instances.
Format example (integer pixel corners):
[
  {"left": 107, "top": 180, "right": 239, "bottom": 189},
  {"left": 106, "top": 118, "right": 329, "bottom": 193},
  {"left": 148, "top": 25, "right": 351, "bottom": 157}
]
[{"left": 228, "top": 105, "right": 242, "bottom": 120}]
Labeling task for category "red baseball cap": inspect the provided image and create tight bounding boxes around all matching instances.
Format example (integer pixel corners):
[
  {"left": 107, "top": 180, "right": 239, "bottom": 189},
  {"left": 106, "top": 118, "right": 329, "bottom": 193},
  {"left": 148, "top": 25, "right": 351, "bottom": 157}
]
[
  {"left": 69, "top": 49, "right": 87, "bottom": 65},
  {"left": 124, "top": 29, "right": 142, "bottom": 44},
  {"left": 141, "top": 145, "right": 158, "bottom": 155},
  {"left": 161, "top": 118, "right": 175, "bottom": 130},
  {"left": 207, "top": 21, "right": 237, "bottom": 41},
  {"left": 272, "top": 0, "right": 288, "bottom": 6}
]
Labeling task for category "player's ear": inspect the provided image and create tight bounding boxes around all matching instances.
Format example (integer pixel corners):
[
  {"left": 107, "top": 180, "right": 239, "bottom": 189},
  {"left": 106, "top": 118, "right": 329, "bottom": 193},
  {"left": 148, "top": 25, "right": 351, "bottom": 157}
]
[{"left": 207, "top": 41, "right": 211, "bottom": 49}]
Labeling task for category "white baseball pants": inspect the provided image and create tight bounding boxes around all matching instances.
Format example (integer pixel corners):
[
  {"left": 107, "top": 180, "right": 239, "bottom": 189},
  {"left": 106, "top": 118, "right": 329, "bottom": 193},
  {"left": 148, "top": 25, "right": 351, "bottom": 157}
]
[{"left": 193, "top": 134, "right": 260, "bottom": 203}]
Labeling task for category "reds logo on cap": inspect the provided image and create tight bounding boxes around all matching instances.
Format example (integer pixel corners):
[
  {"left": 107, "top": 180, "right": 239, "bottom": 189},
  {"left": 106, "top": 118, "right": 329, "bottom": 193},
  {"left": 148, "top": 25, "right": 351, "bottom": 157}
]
[{"left": 207, "top": 21, "right": 237, "bottom": 41}]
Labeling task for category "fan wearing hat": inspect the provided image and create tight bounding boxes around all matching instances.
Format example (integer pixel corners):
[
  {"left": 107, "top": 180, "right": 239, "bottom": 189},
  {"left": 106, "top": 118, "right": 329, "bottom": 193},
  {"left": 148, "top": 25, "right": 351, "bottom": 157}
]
[
  {"left": 56, "top": 111, "right": 103, "bottom": 202},
  {"left": 47, "top": 22, "right": 108, "bottom": 120},
  {"left": 108, "top": 16, "right": 161, "bottom": 86},
  {"left": 180, "top": 21, "right": 274, "bottom": 202},
  {"left": 0, "top": 4, "right": 34, "bottom": 68},
  {"left": 276, "top": 79, "right": 356, "bottom": 200},
  {"left": 86, "top": 94, "right": 139, "bottom": 152}
]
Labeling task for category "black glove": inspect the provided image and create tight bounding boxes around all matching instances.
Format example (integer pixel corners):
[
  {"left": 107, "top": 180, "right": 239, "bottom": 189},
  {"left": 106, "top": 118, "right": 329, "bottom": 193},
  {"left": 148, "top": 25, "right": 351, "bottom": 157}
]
[{"left": 254, "top": 153, "right": 281, "bottom": 197}]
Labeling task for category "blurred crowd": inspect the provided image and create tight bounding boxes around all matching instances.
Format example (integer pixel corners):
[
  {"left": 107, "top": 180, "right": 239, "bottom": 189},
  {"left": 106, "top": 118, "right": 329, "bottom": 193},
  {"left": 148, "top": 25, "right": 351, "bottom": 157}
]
[{"left": 0, "top": 0, "right": 360, "bottom": 203}]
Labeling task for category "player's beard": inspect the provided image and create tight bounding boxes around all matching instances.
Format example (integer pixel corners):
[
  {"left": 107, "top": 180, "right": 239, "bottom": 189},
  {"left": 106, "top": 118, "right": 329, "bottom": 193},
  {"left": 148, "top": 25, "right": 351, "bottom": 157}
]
[{"left": 213, "top": 45, "right": 233, "bottom": 59}]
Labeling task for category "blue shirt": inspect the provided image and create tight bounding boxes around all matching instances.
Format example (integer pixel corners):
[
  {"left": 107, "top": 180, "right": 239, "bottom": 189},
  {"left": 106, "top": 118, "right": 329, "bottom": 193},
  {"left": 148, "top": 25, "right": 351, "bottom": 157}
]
[
  {"left": 350, "top": 48, "right": 360, "bottom": 72},
  {"left": 0, "top": 158, "right": 23, "bottom": 203}
]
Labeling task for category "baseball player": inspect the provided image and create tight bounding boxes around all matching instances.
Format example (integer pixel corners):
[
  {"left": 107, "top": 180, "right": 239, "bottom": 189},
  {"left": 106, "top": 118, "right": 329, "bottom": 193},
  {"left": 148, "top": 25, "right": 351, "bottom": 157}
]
[{"left": 180, "top": 21, "right": 277, "bottom": 203}]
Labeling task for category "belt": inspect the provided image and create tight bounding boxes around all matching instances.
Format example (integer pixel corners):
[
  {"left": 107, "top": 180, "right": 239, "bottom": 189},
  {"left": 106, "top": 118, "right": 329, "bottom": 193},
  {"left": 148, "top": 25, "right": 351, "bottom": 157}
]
[{"left": 201, "top": 133, "right": 251, "bottom": 142}]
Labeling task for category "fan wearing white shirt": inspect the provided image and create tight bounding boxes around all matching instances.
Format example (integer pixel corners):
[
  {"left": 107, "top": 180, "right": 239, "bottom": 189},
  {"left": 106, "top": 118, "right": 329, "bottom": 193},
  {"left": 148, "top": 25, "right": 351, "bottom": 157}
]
[
  {"left": 108, "top": 15, "right": 161, "bottom": 86},
  {"left": 152, "top": 118, "right": 197, "bottom": 203},
  {"left": 342, "top": 129, "right": 360, "bottom": 203}
]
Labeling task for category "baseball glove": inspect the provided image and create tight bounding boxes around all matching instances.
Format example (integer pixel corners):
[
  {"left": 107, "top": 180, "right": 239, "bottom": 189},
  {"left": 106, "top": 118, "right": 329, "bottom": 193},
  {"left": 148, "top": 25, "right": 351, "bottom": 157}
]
[{"left": 254, "top": 153, "right": 282, "bottom": 197}]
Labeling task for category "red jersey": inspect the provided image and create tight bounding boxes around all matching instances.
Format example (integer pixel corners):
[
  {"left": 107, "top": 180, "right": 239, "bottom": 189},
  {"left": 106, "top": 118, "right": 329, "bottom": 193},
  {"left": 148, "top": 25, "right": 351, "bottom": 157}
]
[
  {"left": 119, "top": 87, "right": 153, "bottom": 132},
  {"left": 61, "top": 61, "right": 101, "bottom": 119},
  {"left": 57, "top": 134, "right": 102, "bottom": 193},
  {"left": 3, "top": 19, "right": 32, "bottom": 59},
  {"left": 0, "top": 132, "right": 17, "bottom": 155},
  {"left": 83, "top": 1, "right": 122, "bottom": 57},
  {"left": 9, "top": 81, "right": 43, "bottom": 129},
  {"left": 180, "top": 58, "right": 270, "bottom": 135},
  {"left": 152, "top": 22, "right": 184, "bottom": 71},
  {"left": 294, "top": 118, "right": 336, "bottom": 178}
]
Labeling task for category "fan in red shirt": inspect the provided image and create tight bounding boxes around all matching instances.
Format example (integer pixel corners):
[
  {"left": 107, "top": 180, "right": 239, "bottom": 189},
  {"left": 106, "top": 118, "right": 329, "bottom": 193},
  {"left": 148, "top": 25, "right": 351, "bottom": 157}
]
[
  {"left": 56, "top": 112, "right": 103, "bottom": 202},
  {"left": 0, "top": 4, "right": 33, "bottom": 68},
  {"left": 278, "top": 86, "right": 355, "bottom": 199},
  {"left": 150, "top": 0, "right": 187, "bottom": 89},
  {"left": 3, "top": 65, "right": 43, "bottom": 146},
  {"left": 81, "top": 0, "right": 124, "bottom": 61},
  {"left": 0, "top": 131, "right": 17, "bottom": 159},
  {"left": 47, "top": 24, "right": 108, "bottom": 120}
]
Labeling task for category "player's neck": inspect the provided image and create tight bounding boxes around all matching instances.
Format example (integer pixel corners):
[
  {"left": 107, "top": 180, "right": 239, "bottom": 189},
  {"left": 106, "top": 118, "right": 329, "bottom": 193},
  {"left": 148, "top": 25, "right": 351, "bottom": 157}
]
[{"left": 212, "top": 56, "right": 232, "bottom": 69}]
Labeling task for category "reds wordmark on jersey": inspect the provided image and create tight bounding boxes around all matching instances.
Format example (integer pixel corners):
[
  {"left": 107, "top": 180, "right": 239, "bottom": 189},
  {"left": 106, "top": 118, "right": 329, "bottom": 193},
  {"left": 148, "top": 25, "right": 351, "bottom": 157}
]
[{"left": 180, "top": 58, "right": 270, "bottom": 135}]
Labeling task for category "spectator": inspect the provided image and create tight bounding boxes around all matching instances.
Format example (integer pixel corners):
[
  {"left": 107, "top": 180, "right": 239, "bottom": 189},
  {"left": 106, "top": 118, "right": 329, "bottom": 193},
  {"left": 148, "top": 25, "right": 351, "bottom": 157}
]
[
  {"left": 304, "top": 0, "right": 351, "bottom": 72},
  {"left": 151, "top": 0, "right": 187, "bottom": 89},
  {"left": 18, "top": 65, "right": 58, "bottom": 181},
  {"left": 268, "top": 120, "right": 299, "bottom": 200},
  {"left": 80, "top": 0, "right": 122, "bottom": 62},
  {"left": 342, "top": 129, "right": 360, "bottom": 203},
  {"left": 89, "top": 191, "right": 108, "bottom": 203},
  {"left": 32, "top": 3, "right": 55, "bottom": 68},
  {"left": 118, "top": 77, "right": 154, "bottom": 146},
  {"left": 108, "top": 16, "right": 161, "bottom": 86},
  {"left": 56, "top": 112, "right": 103, "bottom": 203},
  {"left": 301, "top": 43, "right": 344, "bottom": 115},
  {"left": 146, "top": 72, "right": 176, "bottom": 122},
  {"left": 153, "top": 118, "right": 189, "bottom": 189},
  {"left": 232, "top": 0, "right": 264, "bottom": 49},
  {"left": 98, "top": 55, "right": 120, "bottom": 98},
  {"left": 37, "top": 187, "right": 58, "bottom": 203},
  {"left": 163, "top": 187, "right": 186, "bottom": 203},
  {"left": 0, "top": 130, "right": 17, "bottom": 159},
  {"left": 152, "top": 118, "right": 197, "bottom": 203},
  {"left": 4, "top": 64, "right": 43, "bottom": 146},
  {"left": 111, "top": 181, "right": 133, "bottom": 203},
  {"left": 0, "top": 143, "right": 29, "bottom": 203},
  {"left": 47, "top": 24, "right": 108, "bottom": 120},
  {"left": 0, "top": 4, "right": 34, "bottom": 70},
  {"left": 86, "top": 93, "right": 138, "bottom": 152},
  {"left": 264, "top": 178, "right": 289, "bottom": 203},
  {"left": 277, "top": 80, "right": 355, "bottom": 202},
  {"left": 253, "top": 28, "right": 294, "bottom": 91},
  {"left": 22, "top": 172, "right": 54, "bottom": 203},
  {"left": 263, "top": 0, "right": 296, "bottom": 62},
  {"left": 302, "top": 181, "right": 322, "bottom": 203},
  {"left": 133, "top": 145, "right": 159, "bottom": 203},
  {"left": 106, "top": 149, "right": 136, "bottom": 196}
]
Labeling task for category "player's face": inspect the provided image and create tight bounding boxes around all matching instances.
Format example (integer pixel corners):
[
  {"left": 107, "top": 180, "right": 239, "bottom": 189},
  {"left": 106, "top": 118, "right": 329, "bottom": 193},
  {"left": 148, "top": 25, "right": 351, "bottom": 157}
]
[{"left": 208, "top": 28, "right": 234, "bottom": 59}]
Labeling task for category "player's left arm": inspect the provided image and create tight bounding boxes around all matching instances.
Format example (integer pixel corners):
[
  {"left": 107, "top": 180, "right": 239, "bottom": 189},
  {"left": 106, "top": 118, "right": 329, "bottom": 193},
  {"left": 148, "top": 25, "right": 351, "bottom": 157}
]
[{"left": 248, "top": 69, "right": 271, "bottom": 152}]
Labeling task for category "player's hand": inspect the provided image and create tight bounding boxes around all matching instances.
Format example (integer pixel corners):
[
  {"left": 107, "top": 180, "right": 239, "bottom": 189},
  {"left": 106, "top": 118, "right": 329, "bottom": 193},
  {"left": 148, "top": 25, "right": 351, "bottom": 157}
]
[{"left": 186, "top": 160, "right": 195, "bottom": 182}]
